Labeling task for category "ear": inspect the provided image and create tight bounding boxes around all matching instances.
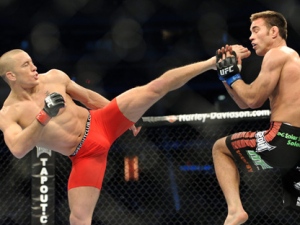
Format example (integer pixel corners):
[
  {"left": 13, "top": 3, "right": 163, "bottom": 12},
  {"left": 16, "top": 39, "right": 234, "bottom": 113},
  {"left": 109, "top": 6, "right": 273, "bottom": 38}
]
[
  {"left": 271, "top": 26, "right": 279, "bottom": 39},
  {"left": 6, "top": 71, "right": 16, "bottom": 81}
]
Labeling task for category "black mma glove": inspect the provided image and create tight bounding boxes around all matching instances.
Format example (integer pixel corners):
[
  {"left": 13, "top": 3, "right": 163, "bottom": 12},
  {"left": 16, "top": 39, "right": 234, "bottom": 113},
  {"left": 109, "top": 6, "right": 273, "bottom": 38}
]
[
  {"left": 36, "top": 92, "right": 65, "bottom": 125},
  {"left": 216, "top": 50, "right": 225, "bottom": 81},
  {"left": 216, "top": 51, "right": 242, "bottom": 87}
]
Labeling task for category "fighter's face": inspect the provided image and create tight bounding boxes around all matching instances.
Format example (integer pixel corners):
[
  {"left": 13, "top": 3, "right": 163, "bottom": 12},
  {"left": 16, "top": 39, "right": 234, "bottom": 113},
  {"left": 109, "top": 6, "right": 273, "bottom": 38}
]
[{"left": 249, "top": 18, "right": 273, "bottom": 56}]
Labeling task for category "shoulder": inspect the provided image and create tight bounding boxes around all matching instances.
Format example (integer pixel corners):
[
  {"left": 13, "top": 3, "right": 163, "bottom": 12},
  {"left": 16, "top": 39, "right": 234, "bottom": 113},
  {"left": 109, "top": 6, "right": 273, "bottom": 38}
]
[
  {"left": 0, "top": 102, "right": 21, "bottom": 130},
  {"left": 45, "top": 69, "right": 69, "bottom": 78},
  {"left": 40, "top": 69, "right": 71, "bottom": 83},
  {"left": 265, "top": 46, "right": 297, "bottom": 60},
  {"left": 263, "top": 46, "right": 293, "bottom": 67},
  {"left": 1, "top": 92, "right": 18, "bottom": 109}
]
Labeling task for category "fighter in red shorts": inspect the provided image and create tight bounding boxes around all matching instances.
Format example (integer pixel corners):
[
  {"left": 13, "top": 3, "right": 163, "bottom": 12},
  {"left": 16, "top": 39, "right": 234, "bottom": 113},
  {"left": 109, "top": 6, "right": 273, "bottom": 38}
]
[
  {"left": 68, "top": 98, "right": 134, "bottom": 190},
  {"left": 0, "top": 45, "right": 251, "bottom": 224}
]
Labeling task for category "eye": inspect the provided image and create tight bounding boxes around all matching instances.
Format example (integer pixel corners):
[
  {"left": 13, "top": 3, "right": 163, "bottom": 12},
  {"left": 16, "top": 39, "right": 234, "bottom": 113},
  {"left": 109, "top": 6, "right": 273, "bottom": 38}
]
[
  {"left": 22, "top": 62, "right": 29, "bottom": 67},
  {"left": 251, "top": 26, "right": 259, "bottom": 34}
]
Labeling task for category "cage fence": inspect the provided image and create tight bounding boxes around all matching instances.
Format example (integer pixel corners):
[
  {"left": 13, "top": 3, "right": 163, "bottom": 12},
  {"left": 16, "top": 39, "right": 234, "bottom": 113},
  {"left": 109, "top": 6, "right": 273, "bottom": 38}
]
[{"left": 0, "top": 110, "right": 299, "bottom": 225}]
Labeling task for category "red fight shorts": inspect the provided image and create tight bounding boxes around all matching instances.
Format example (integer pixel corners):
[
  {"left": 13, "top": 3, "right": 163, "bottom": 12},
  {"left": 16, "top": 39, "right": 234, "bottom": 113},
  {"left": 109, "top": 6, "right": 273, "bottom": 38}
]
[{"left": 68, "top": 98, "right": 134, "bottom": 190}]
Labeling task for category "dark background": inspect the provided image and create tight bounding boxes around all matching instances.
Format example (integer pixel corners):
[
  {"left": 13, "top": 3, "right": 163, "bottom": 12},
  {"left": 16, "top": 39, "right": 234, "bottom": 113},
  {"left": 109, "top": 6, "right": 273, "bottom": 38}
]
[
  {"left": 0, "top": 0, "right": 299, "bottom": 115},
  {"left": 1, "top": 2, "right": 300, "bottom": 224}
]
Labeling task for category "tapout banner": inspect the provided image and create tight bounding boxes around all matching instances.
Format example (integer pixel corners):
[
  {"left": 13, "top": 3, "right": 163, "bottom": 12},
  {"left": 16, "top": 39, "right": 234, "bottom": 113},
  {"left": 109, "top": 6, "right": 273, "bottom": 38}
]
[{"left": 31, "top": 147, "right": 55, "bottom": 224}]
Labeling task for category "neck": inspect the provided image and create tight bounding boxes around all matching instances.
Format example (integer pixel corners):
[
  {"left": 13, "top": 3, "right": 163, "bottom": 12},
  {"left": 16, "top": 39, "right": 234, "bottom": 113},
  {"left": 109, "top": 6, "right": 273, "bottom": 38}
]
[{"left": 10, "top": 83, "right": 40, "bottom": 100}]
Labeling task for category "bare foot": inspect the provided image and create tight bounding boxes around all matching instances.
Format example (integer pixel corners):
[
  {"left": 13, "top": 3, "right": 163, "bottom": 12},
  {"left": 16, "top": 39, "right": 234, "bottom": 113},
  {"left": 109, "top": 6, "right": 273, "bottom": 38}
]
[
  {"left": 231, "top": 44, "right": 251, "bottom": 59},
  {"left": 224, "top": 211, "right": 248, "bottom": 225}
]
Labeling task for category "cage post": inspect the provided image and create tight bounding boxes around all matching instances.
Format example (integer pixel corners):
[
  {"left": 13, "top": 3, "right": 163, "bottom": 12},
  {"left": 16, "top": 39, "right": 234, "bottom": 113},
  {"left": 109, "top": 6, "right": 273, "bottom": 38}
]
[{"left": 31, "top": 147, "right": 55, "bottom": 224}]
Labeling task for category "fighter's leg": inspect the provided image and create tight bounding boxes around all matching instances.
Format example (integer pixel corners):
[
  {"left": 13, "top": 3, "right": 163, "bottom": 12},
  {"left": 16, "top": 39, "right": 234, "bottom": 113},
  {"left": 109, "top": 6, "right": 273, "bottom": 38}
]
[
  {"left": 116, "top": 58, "right": 216, "bottom": 122},
  {"left": 212, "top": 137, "right": 248, "bottom": 225},
  {"left": 116, "top": 83, "right": 166, "bottom": 123},
  {"left": 68, "top": 186, "right": 100, "bottom": 225},
  {"left": 67, "top": 144, "right": 108, "bottom": 225}
]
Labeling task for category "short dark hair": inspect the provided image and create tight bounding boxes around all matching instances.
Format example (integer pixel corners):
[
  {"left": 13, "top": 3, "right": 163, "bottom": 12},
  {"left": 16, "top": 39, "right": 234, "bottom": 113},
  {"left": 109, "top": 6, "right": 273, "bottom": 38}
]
[{"left": 250, "top": 10, "right": 287, "bottom": 40}]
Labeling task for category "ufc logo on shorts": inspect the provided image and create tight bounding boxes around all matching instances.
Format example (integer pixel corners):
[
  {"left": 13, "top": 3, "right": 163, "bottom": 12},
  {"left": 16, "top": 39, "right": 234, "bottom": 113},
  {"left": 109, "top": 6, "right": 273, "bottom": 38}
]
[{"left": 220, "top": 66, "right": 234, "bottom": 75}]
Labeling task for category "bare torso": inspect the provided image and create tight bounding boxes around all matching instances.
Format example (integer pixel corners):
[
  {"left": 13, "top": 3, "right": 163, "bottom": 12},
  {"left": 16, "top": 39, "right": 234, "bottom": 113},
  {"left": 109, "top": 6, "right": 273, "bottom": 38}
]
[
  {"left": 269, "top": 46, "right": 300, "bottom": 127},
  {"left": 1, "top": 71, "right": 89, "bottom": 156}
]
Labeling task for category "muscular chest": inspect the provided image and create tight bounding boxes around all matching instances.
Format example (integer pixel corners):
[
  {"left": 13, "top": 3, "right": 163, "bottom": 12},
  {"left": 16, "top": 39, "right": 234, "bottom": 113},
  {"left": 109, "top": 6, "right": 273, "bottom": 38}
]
[
  {"left": 17, "top": 98, "right": 47, "bottom": 128},
  {"left": 17, "top": 86, "right": 65, "bottom": 128}
]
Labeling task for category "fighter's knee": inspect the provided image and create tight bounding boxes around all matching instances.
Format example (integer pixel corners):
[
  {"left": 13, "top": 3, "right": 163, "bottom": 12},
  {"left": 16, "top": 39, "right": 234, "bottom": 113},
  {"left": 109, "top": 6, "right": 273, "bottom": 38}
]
[
  {"left": 212, "top": 137, "right": 228, "bottom": 157},
  {"left": 212, "top": 137, "right": 224, "bottom": 150},
  {"left": 146, "top": 79, "right": 169, "bottom": 97},
  {"left": 70, "top": 212, "right": 92, "bottom": 225}
]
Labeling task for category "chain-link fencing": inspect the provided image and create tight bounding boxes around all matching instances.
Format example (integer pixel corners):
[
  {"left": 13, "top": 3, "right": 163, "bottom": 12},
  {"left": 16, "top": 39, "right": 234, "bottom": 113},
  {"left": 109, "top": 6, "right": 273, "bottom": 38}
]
[{"left": 0, "top": 111, "right": 300, "bottom": 224}]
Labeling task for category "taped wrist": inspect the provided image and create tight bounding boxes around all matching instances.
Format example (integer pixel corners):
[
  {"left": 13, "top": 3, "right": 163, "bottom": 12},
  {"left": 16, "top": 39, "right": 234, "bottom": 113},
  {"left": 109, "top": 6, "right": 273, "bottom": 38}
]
[
  {"left": 36, "top": 110, "right": 51, "bottom": 125},
  {"left": 225, "top": 73, "right": 242, "bottom": 87}
]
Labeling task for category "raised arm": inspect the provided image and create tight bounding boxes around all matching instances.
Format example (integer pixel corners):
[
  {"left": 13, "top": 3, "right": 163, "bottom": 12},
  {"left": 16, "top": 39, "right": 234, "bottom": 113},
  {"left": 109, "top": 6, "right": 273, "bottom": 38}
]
[
  {"left": 217, "top": 45, "right": 282, "bottom": 109},
  {"left": 64, "top": 75, "right": 110, "bottom": 110},
  {"left": 0, "top": 93, "right": 65, "bottom": 158},
  {"left": 217, "top": 45, "right": 250, "bottom": 109},
  {"left": 63, "top": 71, "right": 142, "bottom": 135},
  {"left": 230, "top": 47, "right": 282, "bottom": 108},
  {"left": 222, "top": 81, "right": 249, "bottom": 109},
  {"left": 0, "top": 112, "right": 43, "bottom": 158}
]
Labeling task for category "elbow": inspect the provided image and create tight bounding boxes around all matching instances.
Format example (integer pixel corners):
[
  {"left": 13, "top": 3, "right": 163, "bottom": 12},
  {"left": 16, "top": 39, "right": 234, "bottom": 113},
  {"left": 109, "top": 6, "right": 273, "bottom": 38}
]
[
  {"left": 10, "top": 148, "right": 28, "bottom": 159},
  {"left": 12, "top": 151, "right": 26, "bottom": 159},
  {"left": 11, "top": 152, "right": 25, "bottom": 159},
  {"left": 245, "top": 94, "right": 267, "bottom": 109},
  {"left": 247, "top": 100, "right": 264, "bottom": 109},
  {"left": 238, "top": 104, "right": 249, "bottom": 110}
]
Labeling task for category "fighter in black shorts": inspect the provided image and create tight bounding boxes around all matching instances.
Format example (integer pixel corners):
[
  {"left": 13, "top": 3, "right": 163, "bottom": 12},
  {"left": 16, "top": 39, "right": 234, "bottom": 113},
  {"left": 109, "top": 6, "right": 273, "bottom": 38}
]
[
  {"left": 212, "top": 10, "right": 300, "bottom": 225},
  {"left": 226, "top": 122, "right": 300, "bottom": 212},
  {"left": 226, "top": 122, "right": 300, "bottom": 173}
]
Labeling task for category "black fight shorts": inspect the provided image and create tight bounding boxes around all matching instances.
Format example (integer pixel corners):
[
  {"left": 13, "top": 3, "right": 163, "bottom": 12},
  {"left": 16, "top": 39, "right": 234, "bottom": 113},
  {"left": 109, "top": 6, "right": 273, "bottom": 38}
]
[
  {"left": 226, "top": 121, "right": 300, "bottom": 172},
  {"left": 226, "top": 121, "right": 300, "bottom": 211}
]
